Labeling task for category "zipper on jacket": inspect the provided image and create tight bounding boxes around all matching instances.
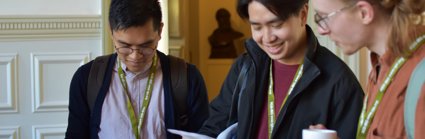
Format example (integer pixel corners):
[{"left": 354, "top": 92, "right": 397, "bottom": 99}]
[{"left": 271, "top": 88, "right": 300, "bottom": 138}]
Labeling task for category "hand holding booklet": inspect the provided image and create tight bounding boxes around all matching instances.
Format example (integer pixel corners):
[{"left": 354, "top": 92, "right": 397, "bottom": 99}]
[
  {"left": 168, "top": 123, "right": 238, "bottom": 139},
  {"left": 168, "top": 129, "right": 214, "bottom": 139}
]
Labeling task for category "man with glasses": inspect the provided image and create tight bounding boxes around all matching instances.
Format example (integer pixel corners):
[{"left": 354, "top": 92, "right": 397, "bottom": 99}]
[
  {"left": 197, "top": 0, "right": 364, "bottom": 138},
  {"left": 65, "top": 0, "right": 209, "bottom": 138}
]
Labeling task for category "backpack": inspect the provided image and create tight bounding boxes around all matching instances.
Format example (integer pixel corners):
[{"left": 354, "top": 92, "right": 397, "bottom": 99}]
[
  {"left": 404, "top": 59, "right": 425, "bottom": 139},
  {"left": 86, "top": 54, "right": 189, "bottom": 128}
]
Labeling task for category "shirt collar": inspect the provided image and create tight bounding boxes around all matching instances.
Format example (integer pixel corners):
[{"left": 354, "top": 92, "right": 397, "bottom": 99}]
[
  {"left": 113, "top": 57, "right": 153, "bottom": 78},
  {"left": 369, "top": 49, "right": 397, "bottom": 83},
  {"left": 370, "top": 49, "right": 396, "bottom": 70}
]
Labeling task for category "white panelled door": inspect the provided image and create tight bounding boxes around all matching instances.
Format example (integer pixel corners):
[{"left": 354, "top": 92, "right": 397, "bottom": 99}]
[{"left": 0, "top": 16, "right": 102, "bottom": 139}]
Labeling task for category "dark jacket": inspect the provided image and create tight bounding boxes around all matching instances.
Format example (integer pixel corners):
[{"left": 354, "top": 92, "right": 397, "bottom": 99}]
[
  {"left": 199, "top": 26, "right": 364, "bottom": 139},
  {"left": 65, "top": 51, "right": 209, "bottom": 139}
]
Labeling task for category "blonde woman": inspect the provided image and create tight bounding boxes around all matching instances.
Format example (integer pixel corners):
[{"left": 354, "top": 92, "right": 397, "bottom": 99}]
[{"left": 311, "top": 0, "right": 425, "bottom": 138}]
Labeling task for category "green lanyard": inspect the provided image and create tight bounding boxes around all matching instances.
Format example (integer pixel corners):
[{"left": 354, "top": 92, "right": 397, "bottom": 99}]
[
  {"left": 356, "top": 34, "right": 425, "bottom": 139},
  {"left": 267, "top": 62, "right": 304, "bottom": 139},
  {"left": 117, "top": 54, "right": 158, "bottom": 139}
]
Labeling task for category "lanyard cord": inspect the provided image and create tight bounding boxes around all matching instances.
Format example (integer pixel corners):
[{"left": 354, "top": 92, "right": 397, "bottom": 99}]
[
  {"left": 118, "top": 54, "right": 158, "bottom": 139},
  {"left": 356, "top": 34, "right": 425, "bottom": 139},
  {"left": 267, "top": 61, "right": 304, "bottom": 139}
]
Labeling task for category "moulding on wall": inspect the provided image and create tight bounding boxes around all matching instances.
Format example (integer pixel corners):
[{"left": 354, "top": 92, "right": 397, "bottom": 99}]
[
  {"left": 33, "top": 125, "right": 66, "bottom": 139},
  {"left": 0, "top": 15, "right": 101, "bottom": 39},
  {"left": 0, "top": 126, "right": 20, "bottom": 139},
  {"left": 30, "top": 52, "right": 90, "bottom": 113},
  {"left": 0, "top": 53, "right": 18, "bottom": 114}
]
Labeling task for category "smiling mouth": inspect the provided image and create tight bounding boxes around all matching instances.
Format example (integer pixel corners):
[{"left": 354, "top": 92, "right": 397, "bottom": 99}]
[
  {"left": 265, "top": 42, "right": 283, "bottom": 47},
  {"left": 265, "top": 42, "right": 284, "bottom": 54},
  {"left": 126, "top": 60, "right": 144, "bottom": 64}
]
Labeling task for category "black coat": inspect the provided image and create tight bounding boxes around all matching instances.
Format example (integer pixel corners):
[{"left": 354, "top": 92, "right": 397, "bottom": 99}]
[
  {"left": 199, "top": 26, "right": 364, "bottom": 139},
  {"left": 65, "top": 52, "right": 209, "bottom": 139}
]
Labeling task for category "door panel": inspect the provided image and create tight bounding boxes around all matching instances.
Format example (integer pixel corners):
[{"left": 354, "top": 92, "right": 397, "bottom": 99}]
[{"left": 0, "top": 16, "right": 102, "bottom": 139}]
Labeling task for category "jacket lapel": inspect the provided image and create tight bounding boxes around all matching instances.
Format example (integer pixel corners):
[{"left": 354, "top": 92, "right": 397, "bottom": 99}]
[
  {"left": 240, "top": 38, "right": 271, "bottom": 139},
  {"left": 271, "top": 25, "right": 322, "bottom": 138}
]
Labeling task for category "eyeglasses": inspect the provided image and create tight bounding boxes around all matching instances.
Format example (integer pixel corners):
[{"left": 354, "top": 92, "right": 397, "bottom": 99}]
[
  {"left": 115, "top": 47, "right": 155, "bottom": 56},
  {"left": 314, "top": 3, "right": 356, "bottom": 31}
]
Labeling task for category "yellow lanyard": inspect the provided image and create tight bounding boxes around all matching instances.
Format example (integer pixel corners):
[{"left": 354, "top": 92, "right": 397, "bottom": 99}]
[
  {"left": 117, "top": 54, "right": 158, "bottom": 139},
  {"left": 356, "top": 34, "right": 425, "bottom": 139},
  {"left": 267, "top": 62, "right": 303, "bottom": 139}
]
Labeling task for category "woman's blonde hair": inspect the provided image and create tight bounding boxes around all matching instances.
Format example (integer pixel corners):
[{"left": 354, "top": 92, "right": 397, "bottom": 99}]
[
  {"left": 377, "top": 0, "right": 425, "bottom": 56},
  {"left": 353, "top": 0, "right": 425, "bottom": 56}
]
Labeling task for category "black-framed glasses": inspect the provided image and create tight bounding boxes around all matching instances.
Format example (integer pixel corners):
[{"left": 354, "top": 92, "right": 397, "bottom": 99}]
[
  {"left": 115, "top": 47, "right": 155, "bottom": 56},
  {"left": 314, "top": 3, "right": 356, "bottom": 31}
]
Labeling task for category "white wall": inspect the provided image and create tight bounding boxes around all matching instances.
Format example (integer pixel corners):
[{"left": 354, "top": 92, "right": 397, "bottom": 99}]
[
  {"left": 158, "top": 0, "right": 169, "bottom": 54},
  {"left": 0, "top": 1, "right": 102, "bottom": 139},
  {"left": 0, "top": 0, "right": 100, "bottom": 15}
]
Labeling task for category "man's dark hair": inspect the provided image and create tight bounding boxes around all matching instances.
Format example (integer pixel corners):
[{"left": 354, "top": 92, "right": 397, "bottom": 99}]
[
  {"left": 109, "top": 0, "right": 162, "bottom": 32},
  {"left": 237, "top": 0, "right": 308, "bottom": 21}
]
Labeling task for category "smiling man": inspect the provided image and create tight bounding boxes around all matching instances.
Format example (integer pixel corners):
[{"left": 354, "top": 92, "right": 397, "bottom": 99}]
[
  {"left": 198, "top": 0, "right": 364, "bottom": 138},
  {"left": 65, "top": 0, "right": 209, "bottom": 139}
]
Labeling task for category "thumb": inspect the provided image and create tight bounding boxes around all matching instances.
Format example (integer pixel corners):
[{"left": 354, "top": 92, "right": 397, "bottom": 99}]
[{"left": 309, "top": 124, "right": 327, "bottom": 129}]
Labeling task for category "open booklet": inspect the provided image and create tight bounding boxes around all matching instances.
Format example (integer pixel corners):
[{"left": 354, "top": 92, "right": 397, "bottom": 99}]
[{"left": 168, "top": 123, "right": 238, "bottom": 139}]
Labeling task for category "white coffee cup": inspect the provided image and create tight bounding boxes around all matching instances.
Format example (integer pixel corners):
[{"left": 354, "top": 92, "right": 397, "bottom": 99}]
[{"left": 302, "top": 129, "right": 337, "bottom": 139}]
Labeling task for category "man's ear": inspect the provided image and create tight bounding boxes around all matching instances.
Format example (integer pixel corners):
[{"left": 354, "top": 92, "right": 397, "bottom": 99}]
[
  {"left": 300, "top": 4, "right": 309, "bottom": 26},
  {"left": 109, "top": 24, "right": 114, "bottom": 40},
  {"left": 158, "top": 22, "right": 164, "bottom": 38},
  {"left": 356, "top": 1, "right": 374, "bottom": 24}
]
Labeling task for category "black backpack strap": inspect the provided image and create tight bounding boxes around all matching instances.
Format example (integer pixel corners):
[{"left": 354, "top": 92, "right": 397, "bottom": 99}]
[
  {"left": 168, "top": 55, "right": 189, "bottom": 128},
  {"left": 87, "top": 54, "right": 112, "bottom": 112}
]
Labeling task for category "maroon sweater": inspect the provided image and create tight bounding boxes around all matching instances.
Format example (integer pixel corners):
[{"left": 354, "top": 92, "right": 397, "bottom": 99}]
[{"left": 256, "top": 60, "right": 300, "bottom": 139}]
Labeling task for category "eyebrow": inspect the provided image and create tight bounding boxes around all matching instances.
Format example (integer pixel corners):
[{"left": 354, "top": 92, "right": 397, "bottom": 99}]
[
  {"left": 117, "top": 39, "right": 155, "bottom": 47},
  {"left": 249, "top": 17, "right": 282, "bottom": 25}
]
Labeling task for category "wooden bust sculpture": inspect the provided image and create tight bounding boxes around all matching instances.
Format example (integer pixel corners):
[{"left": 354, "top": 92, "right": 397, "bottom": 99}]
[{"left": 209, "top": 8, "right": 244, "bottom": 59}]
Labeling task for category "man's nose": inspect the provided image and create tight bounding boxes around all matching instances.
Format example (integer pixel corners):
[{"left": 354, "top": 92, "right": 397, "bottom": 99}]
[{"left": 263, "top": 29, "right": 277, "bottom": 43}]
